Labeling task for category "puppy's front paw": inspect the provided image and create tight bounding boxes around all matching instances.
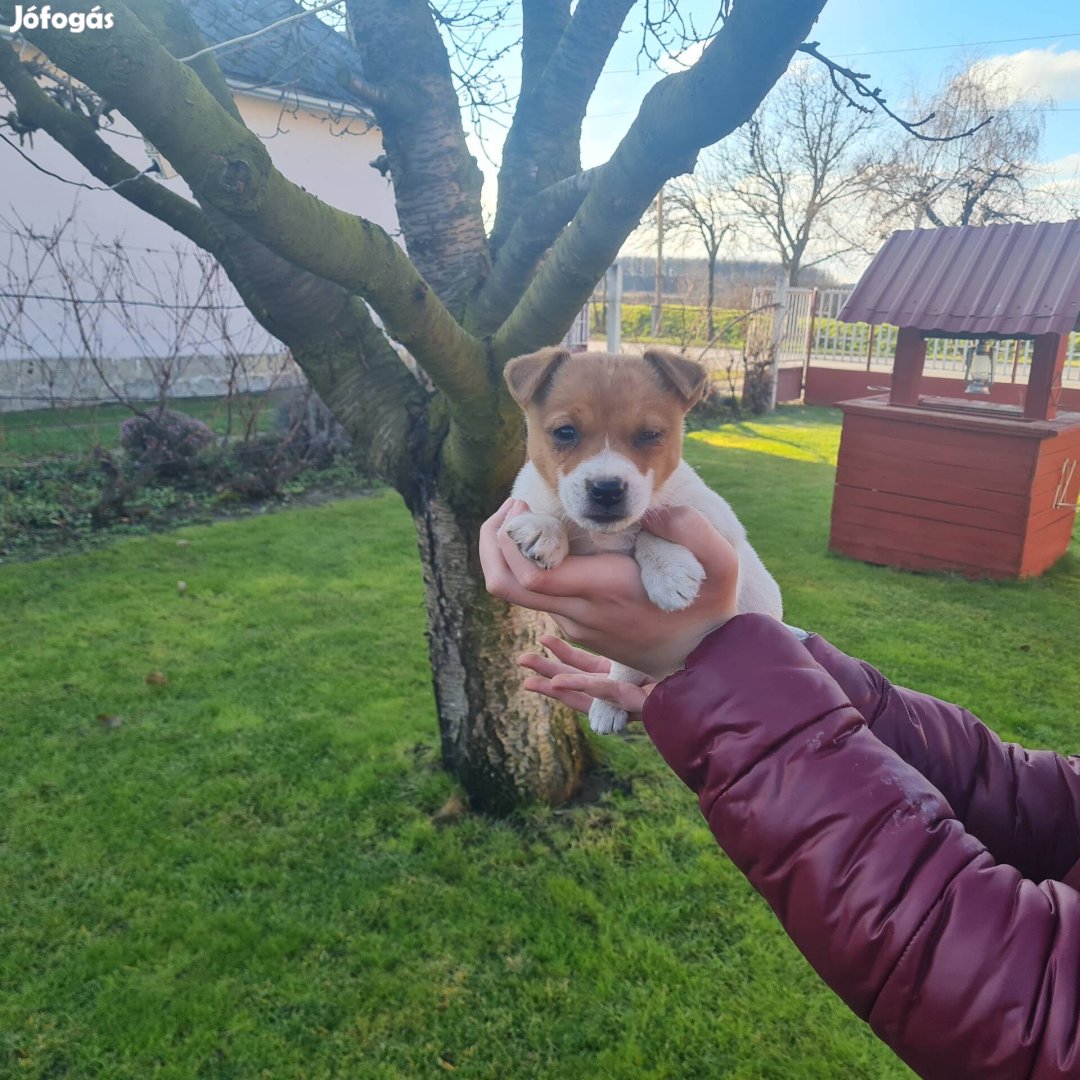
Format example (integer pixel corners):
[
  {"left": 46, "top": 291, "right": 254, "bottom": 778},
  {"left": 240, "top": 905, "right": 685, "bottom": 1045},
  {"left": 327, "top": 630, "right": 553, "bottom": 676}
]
[
  {"left": 636, "top": 536, "right": 705, "bottom": 612},
  {"left": 589, "top": 697, "right": 628, "bottom": 735},
  {"left": 503, "top": 512, "right": 569, "bottom": 570}
]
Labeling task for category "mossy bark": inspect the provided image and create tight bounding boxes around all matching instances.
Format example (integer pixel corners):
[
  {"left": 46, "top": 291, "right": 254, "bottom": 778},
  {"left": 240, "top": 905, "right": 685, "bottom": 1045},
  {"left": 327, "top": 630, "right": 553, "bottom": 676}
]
[{"left": 413, "top": 492, "right": 592, "bottom": 814}]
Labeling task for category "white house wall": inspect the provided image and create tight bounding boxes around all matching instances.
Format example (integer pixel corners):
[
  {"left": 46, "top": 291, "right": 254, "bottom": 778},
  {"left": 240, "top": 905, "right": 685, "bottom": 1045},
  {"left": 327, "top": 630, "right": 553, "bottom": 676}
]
[{"left": 0, "top": 88, "right": 399, "bottom": 411}]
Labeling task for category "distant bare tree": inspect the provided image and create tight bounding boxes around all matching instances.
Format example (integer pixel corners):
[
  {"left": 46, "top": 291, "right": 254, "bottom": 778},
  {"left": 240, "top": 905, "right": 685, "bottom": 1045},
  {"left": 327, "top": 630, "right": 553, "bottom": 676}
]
[
  {"left": 860, "top": 63, "right": 1045, "bottom": 237},
  {"left": 662, "top": 154, "right": 735, "bottom": 341},
  {"left": 717, "top": 60, "right": 876, "bottom": 285}
]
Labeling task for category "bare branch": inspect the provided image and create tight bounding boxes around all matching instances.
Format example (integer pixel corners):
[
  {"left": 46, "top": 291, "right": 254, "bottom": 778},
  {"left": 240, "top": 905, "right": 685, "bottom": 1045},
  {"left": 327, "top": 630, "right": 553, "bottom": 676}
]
[
  {"left": 492, "top": 0, "right": 830, "bottom": 359},
  {"left": 473, "top": 167, "right": 599, "bottom": 334},
  {"left": 488, "top": 0, "right": 635, "bottom": 254},
  {"left": 176, "top": 0, "right": 346, "bottom": 64},
  {"left": 797, "top": 42, "right": 992, "bottom": 143}
]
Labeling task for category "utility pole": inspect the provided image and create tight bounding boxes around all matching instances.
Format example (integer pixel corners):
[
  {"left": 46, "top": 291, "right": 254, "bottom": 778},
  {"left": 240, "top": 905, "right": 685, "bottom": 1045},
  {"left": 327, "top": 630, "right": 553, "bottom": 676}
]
[
  {"left": 651, "top": 187, "right": 664, "bottom": 337},
  {"left": 606, "top": 263, "right": 623, "bottom": 354}
]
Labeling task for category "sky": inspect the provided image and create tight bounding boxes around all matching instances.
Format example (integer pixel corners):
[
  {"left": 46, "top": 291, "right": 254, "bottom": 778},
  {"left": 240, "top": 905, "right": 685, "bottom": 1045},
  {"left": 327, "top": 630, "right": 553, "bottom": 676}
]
[
  {"left": 461, "top": 0, "right": 1080, "bottom": 271},
  {"left": 573, "top": 0, "right": 1080, "bottom": 171}
]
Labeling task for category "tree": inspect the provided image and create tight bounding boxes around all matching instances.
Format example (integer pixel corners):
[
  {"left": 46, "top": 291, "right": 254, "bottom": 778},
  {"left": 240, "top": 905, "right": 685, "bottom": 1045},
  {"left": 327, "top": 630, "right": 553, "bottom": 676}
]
[
  {"left": 860, "top": 63, "right": 1044, "bottom": 236},
  {"left": 663, "top": 155, "right": 735, "bottom": 342},
  {"left": 0, "top": 0, "right": 833, "bottom": 811},
  {"left": 717, "top": 59, "right": 876, "bottom": 285}
]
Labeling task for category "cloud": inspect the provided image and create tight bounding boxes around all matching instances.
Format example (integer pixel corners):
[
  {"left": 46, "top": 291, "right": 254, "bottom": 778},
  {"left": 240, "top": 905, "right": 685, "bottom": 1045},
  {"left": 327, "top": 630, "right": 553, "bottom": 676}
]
[
  {"left": 967, "top": 48, "right": 1080, "bottom": 106},
  {"left": 657, "top": 38, "right": 709, "bottom": 74}
]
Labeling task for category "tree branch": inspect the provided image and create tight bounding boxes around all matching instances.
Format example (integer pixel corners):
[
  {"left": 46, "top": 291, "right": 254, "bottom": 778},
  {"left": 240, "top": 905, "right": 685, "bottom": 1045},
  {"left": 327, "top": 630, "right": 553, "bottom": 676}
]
[
  {"left": 492, "top": 0, "right": 829, "bottom": 360},
  {"left": 520, "top": 0, "right": 571, "bottom": 89},
  {"left": 1, "top": 0, "right": 491, "bottom": 421},
  {"left": 797, "top": 42, "right": 992, "bottom": 143},
  {"left": 0, "top": 38, "right": 425, "bottom": 490},
  {"left": 123, "top": 0, "right": 244, "bottom": 123},
  {"left": 176, "top": 0, "right": 344, "bottom": 64},
  {"left": 472, "top": 166, "right": 599, "bottom": 335},
  {"left": 345, "top": 0, "right": 490, "bottom": 317},
  {"left": 488, "top": 0, "right": 636, "bottom": 255},
  {"left": 0, "top": 40, "right": 222, "bottom": 256}
]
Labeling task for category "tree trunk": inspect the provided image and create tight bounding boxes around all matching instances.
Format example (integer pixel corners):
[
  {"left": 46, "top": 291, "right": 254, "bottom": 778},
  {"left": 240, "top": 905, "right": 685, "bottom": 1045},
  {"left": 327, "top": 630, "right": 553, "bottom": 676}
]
[{"left": 413, "top": 490, "right": 593, "bottom": 813}]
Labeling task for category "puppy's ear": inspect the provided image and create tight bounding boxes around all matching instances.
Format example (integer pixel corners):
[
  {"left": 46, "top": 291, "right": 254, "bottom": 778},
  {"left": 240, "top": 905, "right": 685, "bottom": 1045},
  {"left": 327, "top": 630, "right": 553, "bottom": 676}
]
[
  {"left": 643, "top": 348, "right": 708, "bottom": 409},
  {"left": 503, "top": 347, "right": 571, "bottom": 407}
]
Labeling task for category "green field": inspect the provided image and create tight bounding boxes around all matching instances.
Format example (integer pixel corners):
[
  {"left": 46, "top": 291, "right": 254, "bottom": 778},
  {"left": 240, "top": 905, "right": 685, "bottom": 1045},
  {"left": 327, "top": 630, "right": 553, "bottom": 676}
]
[{"left": 3, "top": 407, "right": 1078, "bottom": 1077}]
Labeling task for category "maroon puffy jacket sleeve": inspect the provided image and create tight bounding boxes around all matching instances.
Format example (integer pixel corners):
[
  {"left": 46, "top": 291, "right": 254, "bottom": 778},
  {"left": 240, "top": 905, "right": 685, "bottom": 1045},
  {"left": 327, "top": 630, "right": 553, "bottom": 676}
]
[
  {"left": 643, "top": 614, "right": 1080, "bottom": 1080},
  {"left": 802, "top": 633, "right": 1080, "bottom": 886}
]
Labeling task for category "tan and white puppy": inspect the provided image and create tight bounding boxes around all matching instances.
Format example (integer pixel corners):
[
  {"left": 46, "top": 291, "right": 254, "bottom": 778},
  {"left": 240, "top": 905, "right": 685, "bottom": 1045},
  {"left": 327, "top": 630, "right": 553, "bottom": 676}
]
[{"left": 502, "top": 346, "right": 783, "bottom": 735}]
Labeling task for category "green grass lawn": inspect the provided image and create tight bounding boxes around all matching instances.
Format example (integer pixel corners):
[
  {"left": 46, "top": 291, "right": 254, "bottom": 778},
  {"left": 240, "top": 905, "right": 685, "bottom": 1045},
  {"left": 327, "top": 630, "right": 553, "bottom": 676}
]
[{"left": 3, "top": 406, "right": 1079, "bottom": 1078}]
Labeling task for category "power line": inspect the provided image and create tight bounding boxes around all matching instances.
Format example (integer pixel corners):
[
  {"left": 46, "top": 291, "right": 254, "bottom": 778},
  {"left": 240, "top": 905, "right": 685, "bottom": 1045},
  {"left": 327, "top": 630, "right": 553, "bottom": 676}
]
[
  {"left": 837, "top": 31, "right": 1080, "bottom": 59},
  {"left": 501, "top": 29, "right": 1080, "bottom": 82}
]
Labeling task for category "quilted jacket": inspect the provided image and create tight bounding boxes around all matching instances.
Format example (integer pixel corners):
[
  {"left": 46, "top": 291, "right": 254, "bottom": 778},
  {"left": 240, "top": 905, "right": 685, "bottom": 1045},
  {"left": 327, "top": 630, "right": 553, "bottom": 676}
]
[{"left": 642, "top": 613, "right": 1080, "bottom": 1079}]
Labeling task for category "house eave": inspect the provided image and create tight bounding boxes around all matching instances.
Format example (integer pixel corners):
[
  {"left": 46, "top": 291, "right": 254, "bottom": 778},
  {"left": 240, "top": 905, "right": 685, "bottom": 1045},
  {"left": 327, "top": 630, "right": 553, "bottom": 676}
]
[{"left": 225, "top": 78, "right": 374, "bottom": 124}]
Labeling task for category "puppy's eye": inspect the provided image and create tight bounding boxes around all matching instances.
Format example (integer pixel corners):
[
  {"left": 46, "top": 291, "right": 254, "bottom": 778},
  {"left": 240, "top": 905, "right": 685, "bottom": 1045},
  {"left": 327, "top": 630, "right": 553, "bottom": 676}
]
[
  {"left": 551, "top": 425, "right": 578, "bottom": 445},
  {"left": 636, "top": 429, "right": 663, "bottom": 446}
]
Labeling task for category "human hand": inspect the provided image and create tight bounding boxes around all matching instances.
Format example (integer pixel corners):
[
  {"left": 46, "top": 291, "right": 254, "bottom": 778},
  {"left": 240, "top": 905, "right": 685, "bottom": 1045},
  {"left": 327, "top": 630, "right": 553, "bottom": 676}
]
[
  {"left": 517, "top": 634, "right": 656, "bottom": 718},
  {"left": 480, "top": 498, "right": 740, "bottom": 681}
]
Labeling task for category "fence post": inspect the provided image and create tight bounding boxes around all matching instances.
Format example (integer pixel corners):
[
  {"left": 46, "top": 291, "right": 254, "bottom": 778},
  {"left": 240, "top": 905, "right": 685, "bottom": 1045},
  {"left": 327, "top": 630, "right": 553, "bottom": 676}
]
[
  {"left": 801, "top": 286, "right": 819, "bottom": 401},
  {"left": 768, "top": 274, "right": 788, "bottom": 412},
  {"left": 606, "top": 263, "right": 623, "bottom": 354}
]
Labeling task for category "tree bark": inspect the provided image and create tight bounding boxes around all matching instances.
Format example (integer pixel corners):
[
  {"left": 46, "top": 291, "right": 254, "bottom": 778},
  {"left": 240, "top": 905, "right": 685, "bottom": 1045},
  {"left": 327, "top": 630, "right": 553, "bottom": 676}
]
[
  {"left": 346, "top": 0, "right": 489, "bottom": 318},
  {"left": 413, "top": 491, "right": 593, "bottom": 813}
]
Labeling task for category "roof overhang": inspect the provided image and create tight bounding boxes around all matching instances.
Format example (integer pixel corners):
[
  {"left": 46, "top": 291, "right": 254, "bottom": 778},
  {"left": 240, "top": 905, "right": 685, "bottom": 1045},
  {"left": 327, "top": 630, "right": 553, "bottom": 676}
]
[{"left": 225, "top": 78, "right": 374, "bottom": 124}]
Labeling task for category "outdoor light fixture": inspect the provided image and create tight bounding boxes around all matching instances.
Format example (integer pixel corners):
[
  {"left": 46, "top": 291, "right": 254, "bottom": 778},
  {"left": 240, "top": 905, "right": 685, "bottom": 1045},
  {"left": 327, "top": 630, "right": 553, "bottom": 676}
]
[{"left": 963, "top": 338, "right": 995, "bottom": 396}]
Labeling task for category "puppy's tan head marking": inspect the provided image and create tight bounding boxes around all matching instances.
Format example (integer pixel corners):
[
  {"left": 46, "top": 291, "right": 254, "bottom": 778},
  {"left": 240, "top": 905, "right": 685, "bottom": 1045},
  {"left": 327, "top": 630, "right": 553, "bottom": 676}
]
[
  {"left": 503, "top": 347, "right": 572, "bottom": 408},
  {"left": 642, "top": 348, "right": 709, "bottom": 409},
  {"left": 504, "top": 347, "right": 708, "bottom": 531}
]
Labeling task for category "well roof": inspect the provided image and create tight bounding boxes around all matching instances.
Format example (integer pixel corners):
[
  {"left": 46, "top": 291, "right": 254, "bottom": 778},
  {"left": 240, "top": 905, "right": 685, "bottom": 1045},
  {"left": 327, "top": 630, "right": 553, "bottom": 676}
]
[{"left": 839, "top": 220, "right": 1080, "bottom": 338}]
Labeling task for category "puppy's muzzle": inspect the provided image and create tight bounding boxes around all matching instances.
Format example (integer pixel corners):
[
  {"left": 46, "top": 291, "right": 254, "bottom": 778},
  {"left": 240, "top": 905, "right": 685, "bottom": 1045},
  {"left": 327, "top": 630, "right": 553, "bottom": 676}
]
[{"left": 586, "top": 477, "right": 628, "bottom": 519}]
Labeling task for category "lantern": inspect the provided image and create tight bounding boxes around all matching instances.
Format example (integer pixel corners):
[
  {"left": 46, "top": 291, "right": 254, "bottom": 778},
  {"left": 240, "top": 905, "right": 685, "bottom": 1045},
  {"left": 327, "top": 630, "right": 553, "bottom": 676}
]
[{"left": 964, "top": 338, "right": 995, "bottom": 395}]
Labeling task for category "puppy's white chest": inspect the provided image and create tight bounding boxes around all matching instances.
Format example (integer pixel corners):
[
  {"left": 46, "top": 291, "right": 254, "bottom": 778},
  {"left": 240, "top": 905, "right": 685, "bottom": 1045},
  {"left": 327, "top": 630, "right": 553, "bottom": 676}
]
[{"left": 568, "top": 526, "right": 639, "bottom": 557}]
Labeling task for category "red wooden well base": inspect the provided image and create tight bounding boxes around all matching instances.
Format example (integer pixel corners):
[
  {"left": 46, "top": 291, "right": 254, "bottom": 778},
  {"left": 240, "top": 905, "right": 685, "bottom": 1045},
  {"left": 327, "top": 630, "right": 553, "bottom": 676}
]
[{"left": 830, "top": 396, "right": 1080, "bottom": 579}]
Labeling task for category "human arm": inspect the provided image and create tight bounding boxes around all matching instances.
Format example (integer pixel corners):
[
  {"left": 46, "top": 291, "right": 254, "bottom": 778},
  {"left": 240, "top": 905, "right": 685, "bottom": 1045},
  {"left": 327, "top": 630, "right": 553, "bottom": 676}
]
[
  {"left": 644, "top": 613, "right": 1080, "bottom": 1080},
  {"left": 518, "top": 593, "right": 1080, "bottom": 888},
  {"left": 802, "top": 634, "right": 1080, "bottom": 886}
]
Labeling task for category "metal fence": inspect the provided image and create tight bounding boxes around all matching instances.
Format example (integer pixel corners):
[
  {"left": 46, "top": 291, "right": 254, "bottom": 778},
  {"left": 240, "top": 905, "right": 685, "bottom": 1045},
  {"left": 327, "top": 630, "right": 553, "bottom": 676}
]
[{"left": 799, "top": 285, "right": 1080, "bottom": 385}]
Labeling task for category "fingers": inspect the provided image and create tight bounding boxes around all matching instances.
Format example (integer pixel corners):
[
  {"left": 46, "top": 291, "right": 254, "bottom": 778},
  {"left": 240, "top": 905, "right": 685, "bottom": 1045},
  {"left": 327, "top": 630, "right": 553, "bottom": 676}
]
[
  {"left": 479, "top": 499, "right": 576, "bottom": 616},
  {"left": 484, "top": 500, "right": 639, "bottom": 619},
  {"left": 496, "top": 522, "right": 637, "bottom": 602},
  {"left": 517, "top": 636, "right": 611, "bottom": 683},
  {"left": 550, "top": 673, "right": 651, "bottom": 714},
  {"left": 521, "top": 675, "right": 595, "bottom": 715},
  {"left": 536, "top": 634, "right": 611, "bottom": 674},
  {"left": 478, "top": 497, "right": 517, "bottom": 599},
  {"left": 641, "top": 506, "right": 740, "bottom": 588},
  {"left": 517, "top": 650, "right": 583, "bottom": 682}
]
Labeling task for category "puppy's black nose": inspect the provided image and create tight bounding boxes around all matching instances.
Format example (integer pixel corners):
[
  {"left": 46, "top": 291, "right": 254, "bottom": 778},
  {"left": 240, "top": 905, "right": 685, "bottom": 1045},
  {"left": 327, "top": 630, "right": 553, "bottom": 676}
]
[{"left": 588, "top": 478, "right": 627, "bottom": 508}]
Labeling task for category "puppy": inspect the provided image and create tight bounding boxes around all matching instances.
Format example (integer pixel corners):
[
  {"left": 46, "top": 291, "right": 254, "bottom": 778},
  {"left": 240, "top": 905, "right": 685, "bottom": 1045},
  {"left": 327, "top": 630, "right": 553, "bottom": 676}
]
[{"left": 502, "top": 346, "right": 783, "bottom": 735}]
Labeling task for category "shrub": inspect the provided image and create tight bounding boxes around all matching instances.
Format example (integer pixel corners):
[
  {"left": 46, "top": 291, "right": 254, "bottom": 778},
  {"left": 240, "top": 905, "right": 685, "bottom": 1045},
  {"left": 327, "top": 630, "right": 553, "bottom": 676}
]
[
  {"left": 119, "top": 410, "right": 215, "bottom": 476},
  {"left": 275, "top": 389, "right": 351, "bottom": 466},
  {"left": 687, "top": 384, "right": 738, "bottom": 430}
]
